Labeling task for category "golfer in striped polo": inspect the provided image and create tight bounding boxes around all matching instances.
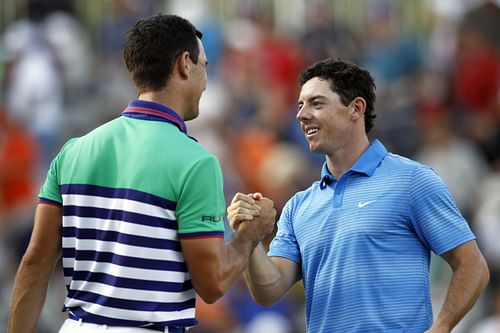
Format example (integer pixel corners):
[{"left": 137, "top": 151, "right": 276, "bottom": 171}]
[{"left": 8, "top": 14, "right": 276, "bottom": 333}]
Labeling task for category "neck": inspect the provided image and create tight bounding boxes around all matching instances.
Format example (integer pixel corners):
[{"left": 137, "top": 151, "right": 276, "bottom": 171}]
[
  {"left": 138, "top": 89, "right": 186, "bottom": 119},
  {"left": 325, "top": 135, "right": 370, "bottom": 179}
]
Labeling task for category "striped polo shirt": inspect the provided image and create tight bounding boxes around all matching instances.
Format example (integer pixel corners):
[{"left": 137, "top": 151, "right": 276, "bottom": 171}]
[
  {"left": 268, "top": 139, "right": 475, "bottom": 333},
  {"left": 39, "top": 100, "right": 226, "bottom": 329}
]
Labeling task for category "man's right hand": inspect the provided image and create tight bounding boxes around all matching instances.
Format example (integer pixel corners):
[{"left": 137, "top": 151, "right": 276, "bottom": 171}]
[
  {"left": 227, "top": 192, "right": 276, "bottom": 242},
  {"left": 182, "top": 193, "right": 276, "bottom": 304},
  {"left": 227, "top": 192, "right": 261, "bottom": 231}
]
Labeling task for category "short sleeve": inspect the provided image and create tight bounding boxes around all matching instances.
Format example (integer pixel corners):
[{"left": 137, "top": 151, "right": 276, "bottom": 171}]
[
  {"left": 176, "top": 155, "right": 226, "bottom": 238},
  {"left": 38, "top": 138, "right": 77, "bottom": 206},
  {"left": 409, "top": 165, "right": 475, "bottom": 255},
  {"left": 268, "top": 197, "right": 301, "bottom": 264}
]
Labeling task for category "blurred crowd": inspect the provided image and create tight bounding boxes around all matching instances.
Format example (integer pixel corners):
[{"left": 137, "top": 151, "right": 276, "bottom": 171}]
[{"left": 0, "top": 0, "right": 499, "bottom": 332}]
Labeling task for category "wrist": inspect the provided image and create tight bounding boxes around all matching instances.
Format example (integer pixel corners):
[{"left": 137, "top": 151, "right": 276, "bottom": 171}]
[
  {"left": 431, "top": 319, "right": 452, "bottom": 333},
  {"left": 233, "top": 226, "right": 260, "bottom": 250}
]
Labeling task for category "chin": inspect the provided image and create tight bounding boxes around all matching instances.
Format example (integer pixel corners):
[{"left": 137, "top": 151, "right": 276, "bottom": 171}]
[
  {"left": 308, "top": 143, "right": 324, "bottom": 155},
  {"left": 185, "top": 109, "right": 199, "bottom": 121},
  {"left": 308, "top": 144, "right": 319, "bottom": 153}
]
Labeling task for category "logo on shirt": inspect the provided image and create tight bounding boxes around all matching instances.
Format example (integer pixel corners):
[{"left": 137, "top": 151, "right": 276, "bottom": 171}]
[
  {"left": 357, "top": 200, "right": 377, "bottom": 208},
  {"left": 202, "top": 215, "right": 223, "bottom": 223}
]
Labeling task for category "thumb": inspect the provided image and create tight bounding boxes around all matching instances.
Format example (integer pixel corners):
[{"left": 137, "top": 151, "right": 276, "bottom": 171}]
[{"left": 250, "top": 192, "right": 263, "bottom": 200}]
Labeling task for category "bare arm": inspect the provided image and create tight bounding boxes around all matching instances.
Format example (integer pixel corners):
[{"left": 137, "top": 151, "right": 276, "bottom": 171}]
[
  {"left": 244, "top": 246, "right": 301, "bottom": 306},
  {"left": 181, "top": 196, "right": 276, "bottom": 304},
  {"left": 8, "top": 204, "right": 62, "bottom": 333},
  {"left": 227, "top": 193, "right": 301, "bottom": 306},
  {"left": 426, "top": 240, "right": 489, "bottom": 333}
]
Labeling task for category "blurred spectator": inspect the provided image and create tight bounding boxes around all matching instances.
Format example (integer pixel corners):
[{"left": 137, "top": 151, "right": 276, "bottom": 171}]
[
  {"left": 96, "top": 0, "right": 151, "bottom": 116},
  {"left": 460, "top": 0, "right": 500, "bottom": 50},
  {"left": 167, "top": 0, "right": 225, "bottom": 78},
  {"left": 223, "top": 5, "right": 305, "bottom": 127},
  {"left": 300, "top": 3, "right": 360, "bottom": 63},
  {"left": 257, "top": 142, "right": 315, "bottom": 213},
  {"left": 252, "top": 12, "right": 304, "bottom": 110},
  {"left": 361, "top": 4, "right": 422, "bottom": 88},
  {"left": 231, "top": 124, "right": 278, "bottom": 193},
  {"left": 452, "top": 24, "right": 499, "bottom": 118},
  {"left": 450, "top": 4, "right": 500, "bottom": 158},
  {"left": 0, "top": 107, "right": 38, "bottom": 226},
  {"left": 0, "top": 105, "right": 39, "bottom": 331},
  {"left": 474, "top": 167, "right": 500, "bottom": 281},
  {"left": 415, "top": 107, "right": 489, "bottom": 218},
  {"left": 361, "top": 3, "right": 423, "bottom": 156},
  {"left": 42, "top": 11, "right": 93, "bottom": 101},
  {"left": 100, "top": 0, "right": 156, "bottom": 57},
  {"left": 3, "top": 18, "right": 64, "bottom": 174},
  {"left": 425, "top": 0, "right": 466, "bottom": 72}
]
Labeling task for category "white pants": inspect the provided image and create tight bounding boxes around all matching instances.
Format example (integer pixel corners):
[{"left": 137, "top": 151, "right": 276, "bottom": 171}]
[{"left": 58, "top": 318, "right": 183, "bottom": 333}]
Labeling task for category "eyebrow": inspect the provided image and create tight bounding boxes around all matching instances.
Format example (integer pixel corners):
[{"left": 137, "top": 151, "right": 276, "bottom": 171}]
[{"left": 298, "top": 94, "right": 328, "bottom": 105}]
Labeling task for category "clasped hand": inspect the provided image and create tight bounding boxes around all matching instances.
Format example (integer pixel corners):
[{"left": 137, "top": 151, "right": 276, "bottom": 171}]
[{"left": 227, "top": 192, "right": 276, "bottom": 242}]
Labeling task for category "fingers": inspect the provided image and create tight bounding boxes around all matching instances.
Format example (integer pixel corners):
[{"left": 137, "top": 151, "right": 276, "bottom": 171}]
[
  {"left": 227, "top": 192, "right": 276, "bottom": 234},
  {"left": 228, "top": 193, "right": 263, "bottom": 217},
  {"left": 236, "top": 203, "right": 277, "bottom": 243},
  {"left": 227, "top": 199, "right": 261, "bottom": 219},
  {"left": 229, "top": 219, "right": 244, "bottom": 232},
  {"left": 230, "top": 192, "right": 265, "bottom": 204},
  {"left": 227, "top": 206, "right": 254, "bottom": 229},
  {"left": 251, "top": 192, "right": 263, "bottom": 200},
  {"left": 255, "top": 199, "right": 277, "bottom": 237},
  {"left": 227, "top": 192, "right": 262, "bottom": 231},
  {"left": 257, "top": 197, "right": 274, "bottom": 211},
  {"left": 227, "top": 210, "right": 254, "bottom": 231},
  {"left": 230, "top": 192, "right": 255, "bottom": 205}
]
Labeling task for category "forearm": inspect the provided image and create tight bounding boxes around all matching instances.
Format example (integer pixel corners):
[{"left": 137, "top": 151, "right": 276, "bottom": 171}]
[
  {"left": 187, "top": 194, "right": 277, "bottom": 303},
  {"left": 244, "top": 245, "right": 289, "bottom": 306},
  {"left": 217, "top": 229, "right": 262, "bottom": 295},
  {"left": 433, "top": 259, "right": 489, "bottom": 331},
  {"left": 8, "top": 258, "right": 56, "bottom": 333}
]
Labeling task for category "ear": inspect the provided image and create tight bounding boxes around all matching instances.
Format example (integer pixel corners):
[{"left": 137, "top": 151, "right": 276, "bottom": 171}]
[
  {"left": 176, "top": 51, "right": 191, "bottom": 80},
  {"left": 350, "top": 97, "right": 366, "bottom": 121}
]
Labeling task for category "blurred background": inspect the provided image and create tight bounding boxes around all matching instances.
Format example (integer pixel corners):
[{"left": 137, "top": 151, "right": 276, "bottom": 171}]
[{"left": 0, "top": 0, "right": 499, "bottom": 332}]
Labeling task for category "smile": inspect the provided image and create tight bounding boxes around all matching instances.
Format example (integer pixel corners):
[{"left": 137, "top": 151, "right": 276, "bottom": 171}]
[{"left": 306, "top": 128, "right": 319, "bottom": 137}]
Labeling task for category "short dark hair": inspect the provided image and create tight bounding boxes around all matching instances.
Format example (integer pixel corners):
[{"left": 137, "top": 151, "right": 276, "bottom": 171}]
[
  {"left": 299, "top": 58, "right": 377, "bottom": 133},
  {"left": 123, "top": 14, "right": 202, "bottom": 93}
]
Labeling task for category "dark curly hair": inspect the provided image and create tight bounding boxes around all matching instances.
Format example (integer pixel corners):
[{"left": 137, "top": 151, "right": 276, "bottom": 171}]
[
  {"left": 123, "top": 14, "right": 202, "bottom": 93},
  {"left": 299, "top": 58, "right": 377, "bottom": 133}
]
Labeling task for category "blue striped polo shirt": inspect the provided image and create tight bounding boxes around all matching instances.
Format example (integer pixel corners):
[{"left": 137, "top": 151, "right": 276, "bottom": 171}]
[
  {"left": 268, "top": 139, "right": 475, "bottom": 333},
  {"left": 38, "top": 100, "right": 226, "bottom": 329}
]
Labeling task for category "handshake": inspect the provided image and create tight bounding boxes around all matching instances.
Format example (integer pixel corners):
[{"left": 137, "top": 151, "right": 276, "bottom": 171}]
[{"left": 227, "top": 192, "right": 277, "bottom": 248}]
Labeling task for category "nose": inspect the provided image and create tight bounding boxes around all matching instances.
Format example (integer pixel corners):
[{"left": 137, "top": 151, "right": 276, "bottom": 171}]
[{"left": 296, "top": 105, "right": 311, "bottom": 122}]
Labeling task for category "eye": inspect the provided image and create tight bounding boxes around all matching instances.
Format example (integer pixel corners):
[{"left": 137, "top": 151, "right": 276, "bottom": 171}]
[{"left": 312, "top": 101, "right": 323, "bottom": 108}]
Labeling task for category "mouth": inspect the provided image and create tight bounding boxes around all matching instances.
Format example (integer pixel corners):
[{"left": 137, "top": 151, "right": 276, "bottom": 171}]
[{"left": 305, "top": 127, "right": 319, "bottom": 138}]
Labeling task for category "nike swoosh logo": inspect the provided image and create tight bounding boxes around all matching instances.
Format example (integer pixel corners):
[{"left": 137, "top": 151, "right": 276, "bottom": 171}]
[{"left": 358, "top": 200, "right": 377, "bottom": 208}]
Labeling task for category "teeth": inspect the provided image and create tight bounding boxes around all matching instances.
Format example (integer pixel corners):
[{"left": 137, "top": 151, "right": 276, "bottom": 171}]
[{"left": 307, "top": 128, "right": 319, "bottom": 135}]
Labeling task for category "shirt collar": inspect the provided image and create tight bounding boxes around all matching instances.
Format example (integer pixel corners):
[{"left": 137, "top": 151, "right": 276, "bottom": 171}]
[
  {"left": 350, "top": 139, "right": 388, "bottom": 176},
  {"left": 319, "top": 139, "right": 388, "bottom": 188},
  {"left": 121, "top": 99, "right": 188, "bottom": 134}
]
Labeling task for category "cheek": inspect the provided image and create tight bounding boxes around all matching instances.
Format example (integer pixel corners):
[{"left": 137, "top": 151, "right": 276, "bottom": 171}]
[
  {"left": 199, "top": 71, "right": 207, "bottom": 90},
  {"left": 327, "top": 113, "right": 349, "bottom": 130},
  {"left": 322, "top": 116, "right": 338, "bottom": 132}
]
